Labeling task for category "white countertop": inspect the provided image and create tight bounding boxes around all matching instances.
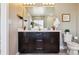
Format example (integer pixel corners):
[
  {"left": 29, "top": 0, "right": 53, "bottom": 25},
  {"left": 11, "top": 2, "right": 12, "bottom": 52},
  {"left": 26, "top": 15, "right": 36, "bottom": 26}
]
[{"left": 17, "top": 28, "right": 61, "bottom": 32}]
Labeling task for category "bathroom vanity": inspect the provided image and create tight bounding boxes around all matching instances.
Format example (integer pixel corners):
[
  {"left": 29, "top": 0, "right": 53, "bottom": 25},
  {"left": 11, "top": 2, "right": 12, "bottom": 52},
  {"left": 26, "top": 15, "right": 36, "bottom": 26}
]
[{"left": 18, "top": 30, "right": 60, "bottom": 54}]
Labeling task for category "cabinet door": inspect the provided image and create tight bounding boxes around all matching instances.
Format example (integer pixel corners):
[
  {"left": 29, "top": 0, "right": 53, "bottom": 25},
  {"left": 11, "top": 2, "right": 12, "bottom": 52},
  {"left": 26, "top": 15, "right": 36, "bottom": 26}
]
[
  {"left": 50, "top": 32, "right": 59, "bottom": 44},
  {"left": 49, "top": 32, "right": 60, "bottom": 53},
  {"left": 18, "top": 32, "right": 29, "bottom": 53},
  {"left": 43, "top": 32, "right": 60, "bottom": 53}
]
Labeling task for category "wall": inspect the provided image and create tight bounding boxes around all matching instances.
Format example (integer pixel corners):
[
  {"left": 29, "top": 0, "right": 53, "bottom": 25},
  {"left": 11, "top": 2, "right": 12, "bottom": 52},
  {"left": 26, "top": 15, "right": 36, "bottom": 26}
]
[
  {"left": 55, "top": 3, "right": 77, "bottom": 36},
  {"left": 55, "top": 3, "right": 78, "bottom": 49},
  {"left": 9, "top": 3, "right": 24, "bottom": 55}
]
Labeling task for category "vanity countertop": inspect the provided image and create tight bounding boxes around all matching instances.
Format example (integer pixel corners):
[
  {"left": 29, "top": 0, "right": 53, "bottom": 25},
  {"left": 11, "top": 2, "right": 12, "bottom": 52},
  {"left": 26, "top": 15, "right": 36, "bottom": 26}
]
[{"left": 17, "top": 29, "right": 61, "bottom": 32}]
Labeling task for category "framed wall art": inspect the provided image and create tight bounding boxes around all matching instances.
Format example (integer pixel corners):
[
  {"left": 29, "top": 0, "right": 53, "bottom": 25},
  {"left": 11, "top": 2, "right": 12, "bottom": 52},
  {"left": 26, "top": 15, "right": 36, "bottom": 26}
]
[{"left": 62, "top": 14, "right": 70, "bottom": 22}]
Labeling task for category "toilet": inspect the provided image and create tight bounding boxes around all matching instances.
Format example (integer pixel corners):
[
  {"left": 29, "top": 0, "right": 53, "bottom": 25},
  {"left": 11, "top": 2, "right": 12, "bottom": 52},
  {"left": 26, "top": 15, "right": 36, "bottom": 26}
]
[
  {"left": 67, "top": 42, "right": 79, "bottom": 55},
  {"left": 64, "top": 30, "right": 79, "bottom": 55}
]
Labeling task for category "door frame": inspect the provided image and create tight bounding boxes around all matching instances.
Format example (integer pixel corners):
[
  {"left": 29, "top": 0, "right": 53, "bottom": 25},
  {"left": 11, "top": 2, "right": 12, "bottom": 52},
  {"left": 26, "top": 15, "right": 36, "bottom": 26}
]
[{"left": 1, "top": 3, "right": 9, "bottom": 55}]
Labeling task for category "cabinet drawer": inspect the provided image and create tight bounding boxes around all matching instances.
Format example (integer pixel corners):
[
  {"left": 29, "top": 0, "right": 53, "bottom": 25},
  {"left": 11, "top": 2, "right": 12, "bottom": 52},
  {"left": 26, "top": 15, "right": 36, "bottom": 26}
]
[{"left": 30, "top": 32, "right": 43, "bottom": 38}]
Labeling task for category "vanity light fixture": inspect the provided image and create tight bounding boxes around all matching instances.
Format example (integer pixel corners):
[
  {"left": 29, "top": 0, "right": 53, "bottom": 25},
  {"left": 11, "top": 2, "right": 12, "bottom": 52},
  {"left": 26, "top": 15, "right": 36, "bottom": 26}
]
[{"left": 23, "top": 3, "right": 55, "bottom": 7}]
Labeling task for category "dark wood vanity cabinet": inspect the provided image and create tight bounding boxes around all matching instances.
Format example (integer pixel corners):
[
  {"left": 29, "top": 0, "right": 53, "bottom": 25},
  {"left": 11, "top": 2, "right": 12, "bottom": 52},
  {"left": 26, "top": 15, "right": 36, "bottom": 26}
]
[{"left": 18, "top": 32, "right": 60, "bottom": 54}]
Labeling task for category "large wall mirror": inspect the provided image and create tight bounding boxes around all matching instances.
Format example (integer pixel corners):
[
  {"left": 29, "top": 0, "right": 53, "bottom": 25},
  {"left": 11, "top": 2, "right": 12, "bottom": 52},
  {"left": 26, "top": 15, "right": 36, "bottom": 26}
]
[{"left": 19, "top": 3, "right": 56, "bottom": 30}]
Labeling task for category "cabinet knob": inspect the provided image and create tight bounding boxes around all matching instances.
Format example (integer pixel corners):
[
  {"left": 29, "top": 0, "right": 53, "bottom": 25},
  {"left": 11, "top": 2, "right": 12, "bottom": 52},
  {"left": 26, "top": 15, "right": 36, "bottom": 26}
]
[{"left": 36, "top": 33, "right": 42, "bottom": 35}]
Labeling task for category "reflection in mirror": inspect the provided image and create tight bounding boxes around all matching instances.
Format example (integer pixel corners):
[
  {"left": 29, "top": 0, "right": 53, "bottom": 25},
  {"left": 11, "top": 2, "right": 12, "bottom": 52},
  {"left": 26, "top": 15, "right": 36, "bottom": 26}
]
[
  {"left": 32, "top": 16, "right": 44, "bottom": 30},
  {"left": 22, "top": 4, "right": 56, "bottom": 30}
]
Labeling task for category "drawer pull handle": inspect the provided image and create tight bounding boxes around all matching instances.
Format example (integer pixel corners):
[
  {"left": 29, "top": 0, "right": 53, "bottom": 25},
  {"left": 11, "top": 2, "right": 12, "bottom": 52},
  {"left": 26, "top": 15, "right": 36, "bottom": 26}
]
[
  {"left": 36, "top": 40, "right": 43, "bottom": 41},
  {"left": 36, "top": 48, "right": 43, "bottom": 50},
  {"left": 36, "top": 33, "right": 42, "bottom": 35}
]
